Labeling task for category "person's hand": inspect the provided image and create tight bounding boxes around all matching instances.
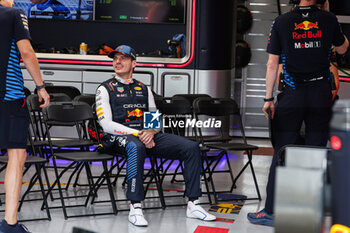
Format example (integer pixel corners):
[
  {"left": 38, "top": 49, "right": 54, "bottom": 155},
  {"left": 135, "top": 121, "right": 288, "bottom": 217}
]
[
  {"left": 37, "top": 88, "right": 50, "bottom": 108},
  {"left": 144, "top": 140, "right": 155, "bottom": 149},
  {"left": 138, "top": 130, "right": 157, "bottom": 146},
  {"left": 262, "top": 101, "right": 275, "bottom": 119},
  {"left": 332, "top": 90, "right": 337, "bottom": 101}
]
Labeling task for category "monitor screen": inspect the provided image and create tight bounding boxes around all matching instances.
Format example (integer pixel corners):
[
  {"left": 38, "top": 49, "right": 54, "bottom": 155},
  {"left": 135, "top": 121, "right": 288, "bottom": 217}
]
[
  {"left": 14, "top": 0, "right": 93, "bottom": 20},
  {"left": 94, "top": 0, "right": 186, "bottom": 24}
]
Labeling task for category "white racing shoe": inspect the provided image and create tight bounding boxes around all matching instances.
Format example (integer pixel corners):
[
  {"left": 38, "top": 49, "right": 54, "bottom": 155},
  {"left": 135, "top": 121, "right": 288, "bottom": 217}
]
[
  {"left": 186, "top": 200, "right": 216, "bottom": 221},
  {"left": 128, "top": 203, "right": 149, "bottom": 227}
]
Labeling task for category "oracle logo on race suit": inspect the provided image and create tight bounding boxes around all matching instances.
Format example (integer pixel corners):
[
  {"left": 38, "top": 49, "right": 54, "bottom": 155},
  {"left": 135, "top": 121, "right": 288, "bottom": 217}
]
[{"left": 123, "top": 104, "right": 146, "bottom": 109}]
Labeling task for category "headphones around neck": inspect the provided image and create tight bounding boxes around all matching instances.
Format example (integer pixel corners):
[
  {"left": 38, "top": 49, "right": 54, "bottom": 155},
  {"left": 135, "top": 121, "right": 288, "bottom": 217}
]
[{"left": 289, "top": 0, "right": 326, "bottom": 4}]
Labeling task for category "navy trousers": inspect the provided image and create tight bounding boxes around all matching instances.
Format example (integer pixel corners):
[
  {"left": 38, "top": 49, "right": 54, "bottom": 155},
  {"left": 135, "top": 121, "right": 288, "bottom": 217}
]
[
  {"left": 101, "top": 133, "right": 202, "bottom": 202},
  {"left": 265, "top": 79, "right": 332, "bottom": 214}
]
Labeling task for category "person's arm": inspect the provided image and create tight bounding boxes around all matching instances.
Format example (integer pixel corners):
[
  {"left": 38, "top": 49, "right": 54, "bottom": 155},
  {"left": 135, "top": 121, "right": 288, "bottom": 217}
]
[
  {"left": 17, "top": 40, "right": 49, "bottom": 107},
  {"left": 335, "top": 36, "right": 349, "bottom": 55},
  {"left": 264, "top": 16, "right": 281, "bottom": 120},
  {"left": 331, "top": 12, "right": 349, "bottom": 55},
  {"left": 141, "top": 86, "right": 160, "bottom": 134},
  {"left": 137, "top": 86, "right": 159, "bottom": 148},
  {"left": 262, "top": 54, "right": 279, "bottom": 119},
  {"left": 17, "top": 40, "right": 43, "bottom": 88},
  {"left": 13, "top": 8, "right": 49, "bottom": 108},
  {"left": 330, "top": 62, "right": 339, "bottom": 100},
  {"left": 96, "top": 86, "right": 140, "bottom": 136}
]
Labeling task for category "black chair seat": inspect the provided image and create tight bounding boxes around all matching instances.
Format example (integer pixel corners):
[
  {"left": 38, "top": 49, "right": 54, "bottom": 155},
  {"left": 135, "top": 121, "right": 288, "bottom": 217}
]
[
  {"left": 28, "top": 139, "right": 93, "bottom": 148},
  {"left": 39, "top": 85, "right": 81, "bottom": 100},
  {"left": 186, "top": 135, "right": 232, "bottom": 143},
  {"left": 0, "top": 154, "right": 51, "bottom": 221},
  {"left": 206, "top": 143, "right": 259, "bottom": 151},
  {"left": 192, "top": 97, "right": 262, "bottom": 202},
  {"left": 54, "top": 152, "right": 113, "bottom": 162},
  {"left": 0, "top": 156, "right": 47, "bottom": 164},
  {"left": 28, "top": 140, "right": 49, "bottom": 147},
  {"left": 73, "top": 94, "right": 95, "bottom": 107},
  {"left": 42, "top": 102, "right": 117, "bottom": 219},
  {"left": 47, "top": 121, "right": 77, "bottom": 127},
  {"left": 199, "top": 145, "right": 210, "bottom": 152},
  {"left": 51, "top": 139, "right": 95, "bottom": 148}
]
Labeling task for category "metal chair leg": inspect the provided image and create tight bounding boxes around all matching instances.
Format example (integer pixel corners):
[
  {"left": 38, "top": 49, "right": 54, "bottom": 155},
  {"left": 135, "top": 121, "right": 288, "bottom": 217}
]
[
  {"left": 65, "top": 162, "right": 83, "bottom": 190},
  {"left": 52, "top": 156, "right": 69, "bottom": 219},
  {"left": 35, "top": 164, "right": 52, "bottom": 220},
  {"left": 247, "top": 150, "right": 261, "bottom": 200},
  {"left": 202, "top": 153, "right": 218, "bottom": 203},
  {"left": 103, "top": 161, "right": 118, "bottom": 215},
  {"left": 200, "top": 157, "right": 212, "bottom": 204}
]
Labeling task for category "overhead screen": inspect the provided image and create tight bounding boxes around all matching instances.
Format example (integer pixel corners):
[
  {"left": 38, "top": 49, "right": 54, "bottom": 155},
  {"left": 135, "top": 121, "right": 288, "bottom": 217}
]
[
  {"left": 14, "top": 0, "right": 93, "bottom": 20},
  {"left": 14, "top": 0, "right": 185, "bottom": 24},
  {"left": 94, "top": 0, "right": 185, "bottom": 24}
]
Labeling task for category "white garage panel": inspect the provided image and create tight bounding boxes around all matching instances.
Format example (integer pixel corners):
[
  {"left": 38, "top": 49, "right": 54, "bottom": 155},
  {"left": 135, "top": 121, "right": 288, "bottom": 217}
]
[
  {"left": 162, "top": 74, "right": 190, "bottom": 97},
  {"left": 44, "top": 81, "right": 82, "bottom": 92},
  {"left": 22, "top": 69, "right": 82, "bottom": 82},
  {"left": 83, "top": 83, "right": 100, "bottom": 94},
  {"left": 82, "top": 71, "right": 115, "bottom": 83}
]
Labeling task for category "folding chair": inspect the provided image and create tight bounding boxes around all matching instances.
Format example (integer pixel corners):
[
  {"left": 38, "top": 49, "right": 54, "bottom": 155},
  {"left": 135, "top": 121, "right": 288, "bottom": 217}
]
[
  {"left": 23, "top": 86, "right": 31, "bottom": 98},
  {"left": 0, "top": 156, "right": 51, "bottom": 222},
  {"left": 154, "top": 96, "right": 213, "bottom": 205},
  {"left": 27, "top": 94, "right": 95, "bottom": 152},
  {"left": 193, "top": 97, "right": 261, "bottom": 202},
  {"left": 27, "top": 93, "right": 92, "bottom": 195},
  {"left": 152, "top": 91, "right": 164, "bottom": 108},
  {"left": 26, "top": 94, "right": 71, "bottom": 160},
  {"left": 27, "top": 94, "right": 88, "bottom": 204},
  {"left": 35, "top": 85, "right": 81, "bottom": 100},
  {"left": 89, "top": 152, "right": 167, "bottom": 211},
  {"left": 172, "top": 94, "right": 231, "bottom": 143},
  {"left": 163, "top": 95, "right": 217, "bottom": 191},
  {"left": 42, "top": 102, "right": 116, "bottom": 219},
  {"left": 0, "top": 120, "right": 51, "bottom": 222},
  {"left": 73, "top": 94, "right": 96, "bottom": 107}
]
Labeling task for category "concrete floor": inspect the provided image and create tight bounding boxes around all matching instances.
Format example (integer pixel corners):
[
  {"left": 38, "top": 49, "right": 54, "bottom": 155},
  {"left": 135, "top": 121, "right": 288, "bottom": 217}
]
[{"left": 0, "top": 139, "right": 275, "bottom": 233}]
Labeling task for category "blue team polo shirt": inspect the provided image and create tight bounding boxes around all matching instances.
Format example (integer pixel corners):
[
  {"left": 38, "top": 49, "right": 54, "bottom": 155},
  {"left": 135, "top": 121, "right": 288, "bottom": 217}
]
[{"left": 0, "top": 6, "right": 31, "bottom": 101}]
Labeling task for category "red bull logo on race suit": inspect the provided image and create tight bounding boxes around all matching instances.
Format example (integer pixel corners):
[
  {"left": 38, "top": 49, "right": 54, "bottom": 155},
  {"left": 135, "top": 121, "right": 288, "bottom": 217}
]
[{"left": 127, "top": 109, "right": 143, "bottom": 118}]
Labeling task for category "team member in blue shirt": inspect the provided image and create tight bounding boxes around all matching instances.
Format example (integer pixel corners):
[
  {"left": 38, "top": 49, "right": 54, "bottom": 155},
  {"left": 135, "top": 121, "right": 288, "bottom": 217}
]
[
  {"left": 0, "top": 0, "right": 49, "bottom": 232},
  {"left": 247, "top": 0, "right": 348, "bottom": 227}
]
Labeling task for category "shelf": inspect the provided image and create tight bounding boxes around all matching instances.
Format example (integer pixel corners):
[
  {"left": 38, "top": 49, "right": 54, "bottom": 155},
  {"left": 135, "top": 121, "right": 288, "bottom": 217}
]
[
  {"left": 337, "top": 15, "right": 350, "bottom": 24},
  {"left": 35, "top": 53, "right": 187, "bottom": 65}
]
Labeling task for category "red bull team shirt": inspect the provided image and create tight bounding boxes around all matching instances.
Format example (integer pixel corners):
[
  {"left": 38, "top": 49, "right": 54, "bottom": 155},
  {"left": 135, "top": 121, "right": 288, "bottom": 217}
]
[{"left": 267, "top": 5, "right": 345, "bottom": 81}]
